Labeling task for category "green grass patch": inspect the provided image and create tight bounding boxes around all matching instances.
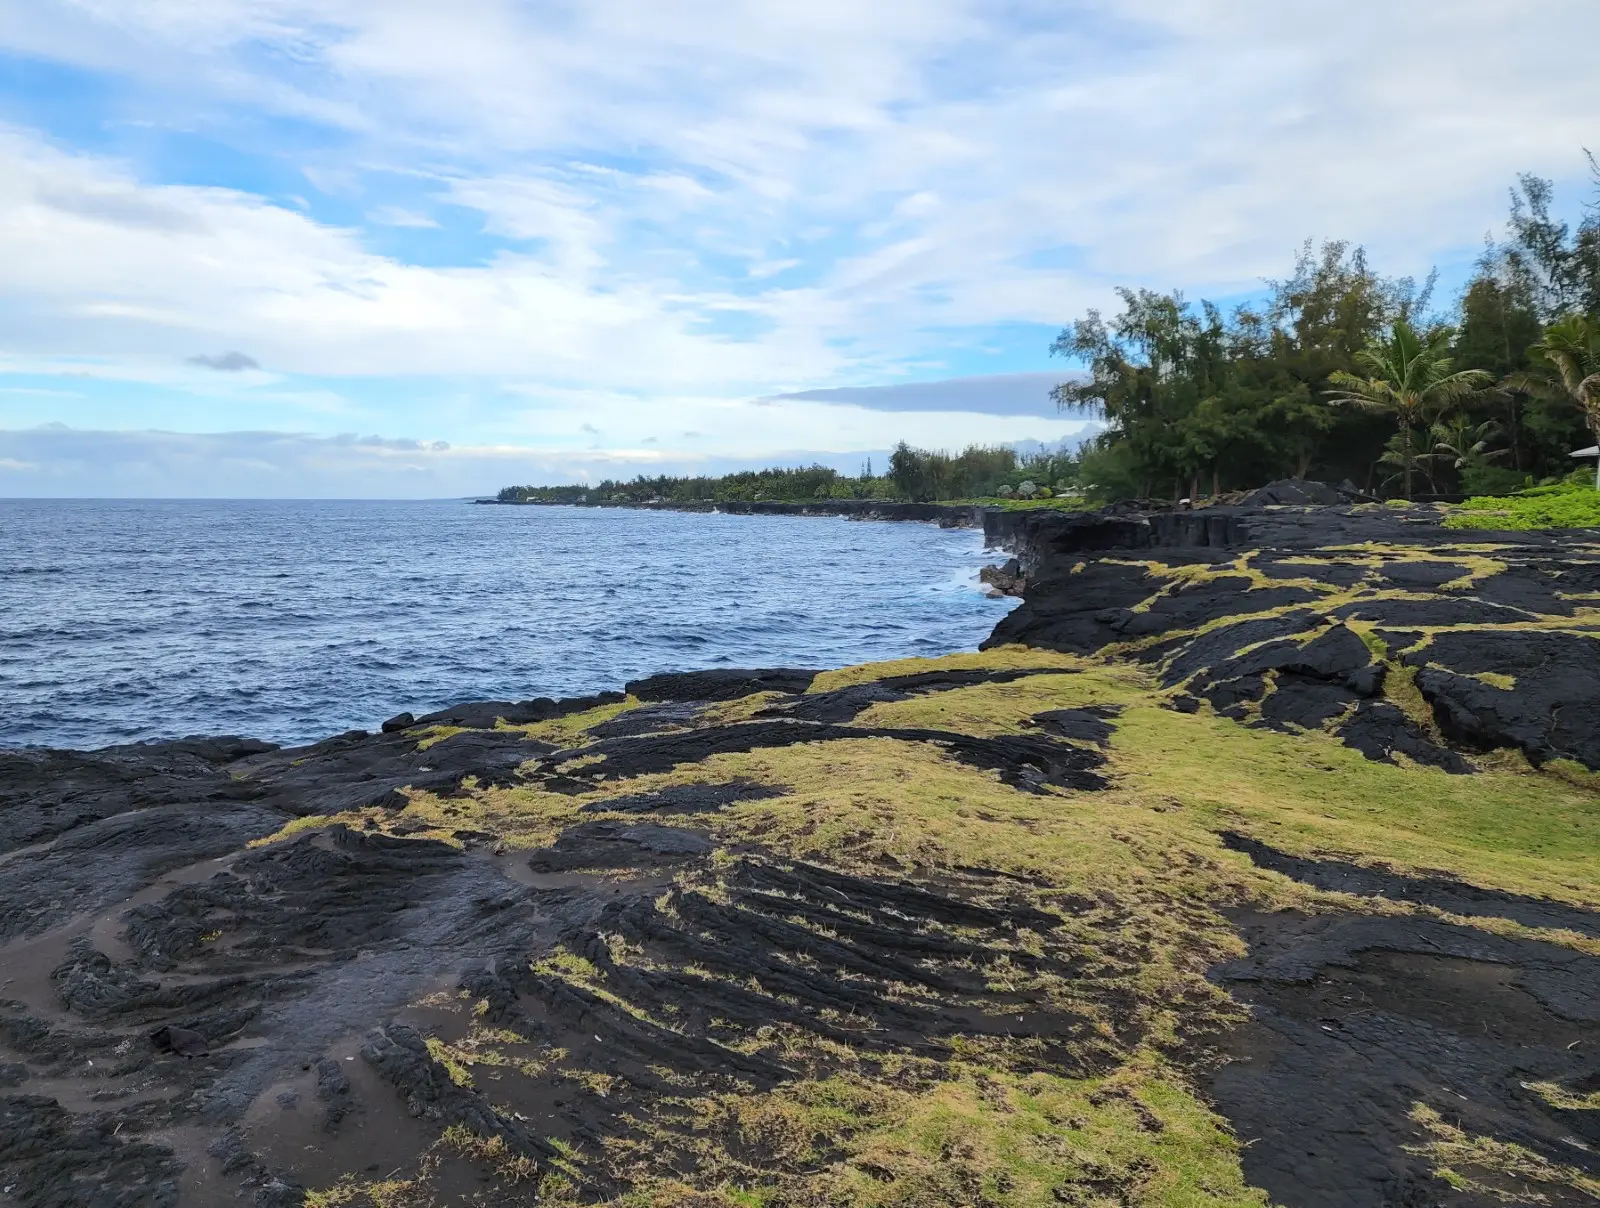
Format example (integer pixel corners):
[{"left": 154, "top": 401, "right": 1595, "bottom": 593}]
[
  {"left": 413, "top": 724, "right": 467, "bottom": 751},
  {"left": 808, "top": 646, "right": 1087, "bottom": 694},
  {"left": 1444, "top": 479, "right": 1600, "bottom": 531},
  {"left": 1110, "top": 702, "right": 1600, "bottom": 910},
  {"left": 596, "top": 1060, "right": 1268, "bottom": 1208},
  {"left": 314, "top": 642, "right": 1600, "bottom": 1206},
  {"left": 502, "top": 697, "right": 642, "bottom": 747}
]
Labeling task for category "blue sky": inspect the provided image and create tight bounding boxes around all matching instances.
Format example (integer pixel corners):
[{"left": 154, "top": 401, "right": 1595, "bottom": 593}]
[{"left": 0, "top": 0, "right": 1597, "bottom": 497}]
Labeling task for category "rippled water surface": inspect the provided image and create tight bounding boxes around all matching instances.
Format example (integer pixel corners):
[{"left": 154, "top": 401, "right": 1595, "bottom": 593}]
[{"left": 1, "top": 499, "right": 1015, "bottom": 749}]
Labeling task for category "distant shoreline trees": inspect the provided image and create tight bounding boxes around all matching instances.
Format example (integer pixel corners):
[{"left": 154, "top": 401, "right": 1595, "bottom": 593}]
[
  {"left": 499, "top": 160, "right": 1600, "bottom": 508},
  {"left": 493, "top": 443, "right": 1080, "bottom": 506}
]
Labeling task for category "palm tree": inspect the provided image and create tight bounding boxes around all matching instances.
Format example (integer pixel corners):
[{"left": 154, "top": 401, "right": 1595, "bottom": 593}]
[
  {"left": 1377, "top": 431, "right": 1436, "bottom": 497},
  {"left": 1508, "top": 313, "right": 1600, "bottom": 488},
  {"left": 1327, "top": 320, "right": 1493, "bottom": 499},
  {"left": 1431, "top": 417, "right": 1507, "bottom": 473}
]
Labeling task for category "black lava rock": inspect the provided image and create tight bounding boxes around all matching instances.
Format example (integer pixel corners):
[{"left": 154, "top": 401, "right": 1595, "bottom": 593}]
[{"left": 625, "top": 668, "right": 821, "bottom": 701}]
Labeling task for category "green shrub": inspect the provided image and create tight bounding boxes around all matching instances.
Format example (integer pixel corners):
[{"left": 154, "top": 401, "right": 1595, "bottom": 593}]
[
  {"left": 1445, "top": 477, "right": 1600, "bottom": 530},
  {"left": 1077, "top": 440, "right": 1142, "bottom": 502},
  {"left": 1459, "top": 463, "right": 1529, "bottom": 497}
]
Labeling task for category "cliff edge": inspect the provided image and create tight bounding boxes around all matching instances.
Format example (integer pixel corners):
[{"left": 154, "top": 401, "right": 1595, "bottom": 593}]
[{"left": 1, "top": 500, "right": 1597, "bottom": 1207}]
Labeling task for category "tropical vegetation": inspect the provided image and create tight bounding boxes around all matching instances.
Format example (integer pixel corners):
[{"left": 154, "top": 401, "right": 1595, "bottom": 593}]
[
  {"left": 1053, "top": 165, "right": 1600, "bottom": 502},
  {"left": 500, "top": 162, "right": 1600, "bottom": 511},
  {"left": 1444, "top": 474, "right": 1600, "bottom": 530},
  {"left": 494, "top": 445, "right": 1082, "bottom": 506}
]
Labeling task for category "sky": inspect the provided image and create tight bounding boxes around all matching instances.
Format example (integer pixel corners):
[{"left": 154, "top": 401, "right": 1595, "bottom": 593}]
[{"left": 0, "top": 1, "right": 1597, "bottom": 497}]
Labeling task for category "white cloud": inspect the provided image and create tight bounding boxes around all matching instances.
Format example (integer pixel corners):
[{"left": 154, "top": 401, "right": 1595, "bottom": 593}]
[
  {"left": 486, "top": 389, "right": 1089, "bottom": 456},
  {"left": 366, "top": 205, "right": 439, "bottom": 229},
  {"left": 0, "top": 124, "right": 821, "bottom": 386},
  {"left": 0, "top": 0, "right": 1595, "bottom": 487},
  {"left": 0, "top": 423, "right": 1054, "bottom": 498},
  {"left": 0, "top": 396, "right": 1092, "bottom": 496},
  {"left": 748, "top": 258, "right": 801, "bottom": 280}
]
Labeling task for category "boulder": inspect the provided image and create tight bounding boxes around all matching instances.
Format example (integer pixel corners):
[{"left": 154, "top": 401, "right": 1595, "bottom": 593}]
[
  {"left": 1236, "top": 478, "right": 1353, "bottom": 507},
  {"left": 978, "top": 558, "right": 1027, "bottom": 597},
  {"left": 1407, "top": 630, "right": 1600, "bottom": 767},
  {"left": 413, "top": 692, "right": 626, "bottom": 729},
  {"left": 625, "top": 668, "right": 820, "bottom": 702}
]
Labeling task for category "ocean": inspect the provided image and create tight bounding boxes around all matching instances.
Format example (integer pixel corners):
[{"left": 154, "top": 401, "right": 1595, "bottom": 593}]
[{"left": 0, "top": 499, "right": 1016, "bottom": 750}]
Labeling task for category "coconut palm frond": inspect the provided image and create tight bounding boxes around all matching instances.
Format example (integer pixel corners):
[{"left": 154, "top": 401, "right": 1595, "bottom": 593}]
[
  {"left": 1326, "top": 372, "right": 1399, "bottom": 411},
  {"left": 1520, "top": 314, "right": 1600, "bottom": 434},
  {"left": 1503, "top": 369, "right": 1561, "bottom": 399},
  {"left": 1429, "top": 417, "right": 1508, "bottom": 473},
  {"left": 1334, "top": 320, "right": 1494, "bottom": 498},
  {"left": 1427, "top": 368, "right": 1496, "bottom": 402}
]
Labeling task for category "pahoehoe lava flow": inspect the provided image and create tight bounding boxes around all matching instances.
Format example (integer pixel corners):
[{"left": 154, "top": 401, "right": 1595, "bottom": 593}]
[{"left": 3, "top": 492, "right": 1600, "bottom": 1207}]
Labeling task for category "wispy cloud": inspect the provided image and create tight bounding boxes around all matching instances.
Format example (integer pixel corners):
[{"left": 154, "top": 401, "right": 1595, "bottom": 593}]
[
  {"left": 0, "top": 0, "right": 1594, "bottom": 494},
  {"left": 366, "top": 205, "right": 439, "bottom": 229}
]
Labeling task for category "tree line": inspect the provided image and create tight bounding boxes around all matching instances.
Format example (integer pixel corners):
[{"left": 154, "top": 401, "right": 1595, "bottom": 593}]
[
  {"left": 496, "top": 462, "right": 893, "bottom": 505},
  {"left": 1057, "top": 166, "right": 1600, "bottom": 501},
  {"left": 494, "top": 445, "right": 1082, "bottom": 506}
]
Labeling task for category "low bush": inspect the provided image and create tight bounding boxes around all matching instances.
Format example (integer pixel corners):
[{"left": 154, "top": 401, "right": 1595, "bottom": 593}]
[{"left": 1444, "top": 475, "right": 1600, "bottom": 530}]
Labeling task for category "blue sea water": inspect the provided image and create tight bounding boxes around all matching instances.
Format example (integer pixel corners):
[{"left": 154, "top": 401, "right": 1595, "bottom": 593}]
[{"left": 0, "top": 499, "right": 1016, "bottom": 750}]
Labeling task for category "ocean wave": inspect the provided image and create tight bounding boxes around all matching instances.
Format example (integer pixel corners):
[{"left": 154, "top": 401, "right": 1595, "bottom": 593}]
[{"left": 0, "top": 499, "right": 1009, "bottom": 749}]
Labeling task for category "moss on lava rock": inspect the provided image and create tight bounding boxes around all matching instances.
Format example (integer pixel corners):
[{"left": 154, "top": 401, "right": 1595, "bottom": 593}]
[{"left": 1, "top": 500, "right": 1598, "bottom": 1208}]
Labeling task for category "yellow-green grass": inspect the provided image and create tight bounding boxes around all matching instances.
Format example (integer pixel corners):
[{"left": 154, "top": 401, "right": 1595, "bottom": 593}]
[
  {"left": 413, "top": 724, "right": 468, "bottom": 751},
  {"left": 808, "top": 646, "right": 1086, "bottom": 694},
  {"left": 501, "top": 697, "right": 643, "bottom": 746},
  {"left": 1444, "top": 481, "right": 1600, "bottom": 532},
  {"left": 853, "top": 668, "right": 1139, "bottom": 736},
  {"left": 1406, "top": 1104, "right": 1600, "bottom": 1200},
  {"left": 598, "top": 1059, "right": 1269, "bottom": 1208},
  {"left": 263, "top": 648, "right": 1600, "bottom": 917},
  {"left": 347, "top": 725, "right": 1270, "bottom": 1205},
  {"left": 1106, "top": 703, "right": 1600, "bottom": 911},
  {"left": 289, "top": 645, "right": 1600, "bottom": 1206},
  {"left": 251, "top": 648, "right": 1592, "bottom": 944},
  {"left": 813, "top": 650, "right": 1600, "bottom": 911}
]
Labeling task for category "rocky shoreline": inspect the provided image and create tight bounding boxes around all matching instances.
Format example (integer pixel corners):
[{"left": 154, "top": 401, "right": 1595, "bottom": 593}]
[
  {"left": 3, "top": 495, "right": 1599, "bottom": 1207},
  {"left": 478, "top": 496, "right": 994, "bottom": 528}
]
